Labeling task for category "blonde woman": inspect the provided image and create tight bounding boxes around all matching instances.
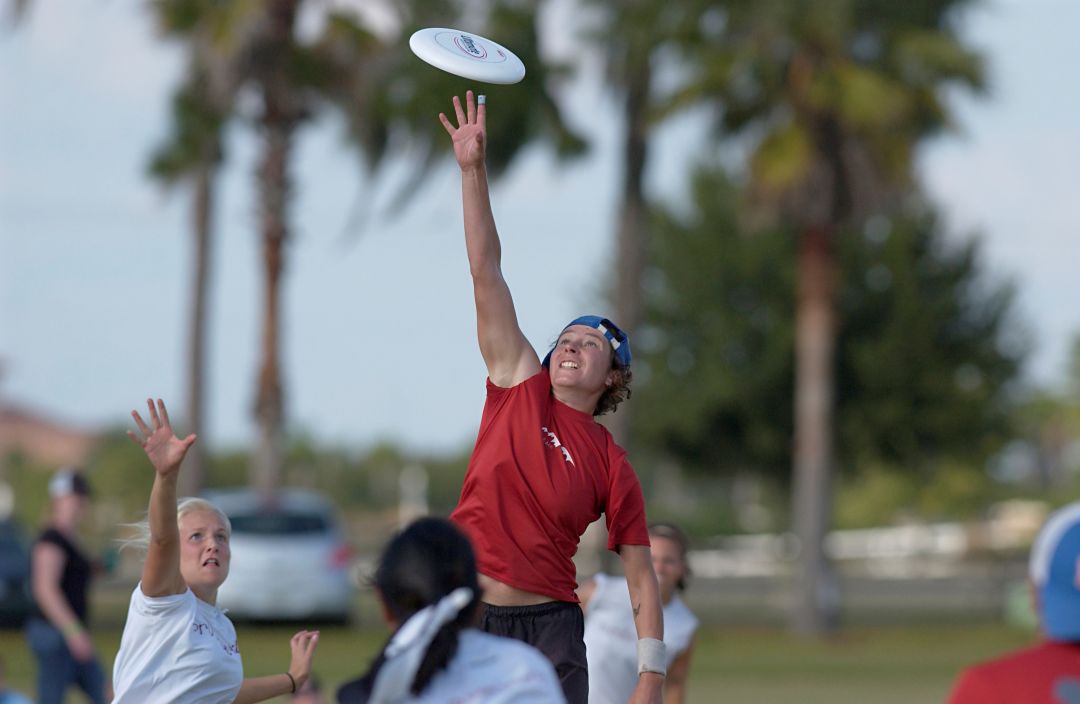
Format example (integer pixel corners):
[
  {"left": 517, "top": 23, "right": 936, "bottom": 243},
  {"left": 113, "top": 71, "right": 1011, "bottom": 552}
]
[
  {"left": 580, "top": 524, "right": 699, "bottom": 704},
  {"left": 112, "top": 398, "right": 320, "bottom": 703}
]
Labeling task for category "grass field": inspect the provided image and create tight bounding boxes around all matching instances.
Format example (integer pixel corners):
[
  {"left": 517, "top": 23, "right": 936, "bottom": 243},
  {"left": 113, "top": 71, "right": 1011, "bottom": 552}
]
[{"left": 1, "top": 615, "right": 1035, "bottom": 703}]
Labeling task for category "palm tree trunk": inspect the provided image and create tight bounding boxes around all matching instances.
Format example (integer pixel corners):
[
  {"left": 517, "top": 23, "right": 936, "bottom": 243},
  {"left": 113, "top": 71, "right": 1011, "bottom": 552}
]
[
  {"left": 250, "top": 0, "right": 299, "bottom": 494},
  {"left": 607, "top": 54, "right": 651, "bottom": 447},
  {"left": 180, "top": 159, "right": 215, "bottom": 497},
  {"left": 252, "top": 114, "right": 291, "bottom": 494},
  {"left": 251, "top": 126, "right": 288, "bottom": 494},
  {"left": 790, "top": 224, "right": 840, "bottom": 636}
]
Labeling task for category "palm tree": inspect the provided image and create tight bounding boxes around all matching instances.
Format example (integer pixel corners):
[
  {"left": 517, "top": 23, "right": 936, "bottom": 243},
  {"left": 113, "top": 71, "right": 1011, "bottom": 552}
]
[{"left": 670, "top": 0, "right": 984, "bottom": 635}]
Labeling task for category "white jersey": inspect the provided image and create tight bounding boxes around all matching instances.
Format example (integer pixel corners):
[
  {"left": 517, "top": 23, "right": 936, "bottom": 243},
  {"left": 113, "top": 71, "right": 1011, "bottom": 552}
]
[
  {"left": 583, "top": 573, "right": 699, "bottom": 704},
  {"left": 368, "top": 629, "right": 565, "bottom": 704},
  {"left": 112, "top": 584, "right": 243, "bottom": 704}
]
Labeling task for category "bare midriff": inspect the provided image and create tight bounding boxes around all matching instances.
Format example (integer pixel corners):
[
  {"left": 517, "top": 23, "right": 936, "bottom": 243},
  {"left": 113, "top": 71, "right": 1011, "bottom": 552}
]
[{"left": 479, "top": 573, "right": 556, "bottom": 606}]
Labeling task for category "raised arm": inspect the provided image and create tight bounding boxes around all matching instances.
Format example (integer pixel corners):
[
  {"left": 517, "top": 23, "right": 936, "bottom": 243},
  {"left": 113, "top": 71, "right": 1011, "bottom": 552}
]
[
  {"left": 439, "top": 91, "right": 540, "bottom": 387},
  {"left": 620, "top": 544, "right": 665, "bottom": 704},
  {"left": 127, "top": 398, "right": 196, "bottom": 598}
]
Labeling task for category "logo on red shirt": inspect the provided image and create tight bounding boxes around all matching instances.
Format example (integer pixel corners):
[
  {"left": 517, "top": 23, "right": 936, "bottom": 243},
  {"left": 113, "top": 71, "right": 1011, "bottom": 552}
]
[{"left": 541, "top": 427, "right": 575, "bottom": 466}]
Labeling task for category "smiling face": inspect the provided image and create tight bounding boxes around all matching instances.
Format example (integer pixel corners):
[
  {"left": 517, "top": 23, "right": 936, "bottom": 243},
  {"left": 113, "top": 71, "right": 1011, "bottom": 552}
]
[
  {"left": 650, "top": 535, "right": 688, "bottom": 604},
  {"left": 548, "top": 325, "right": 615, "bottom": 395},
  {"left": 178, "top": 509, "right": 231, "bottom": 602}
]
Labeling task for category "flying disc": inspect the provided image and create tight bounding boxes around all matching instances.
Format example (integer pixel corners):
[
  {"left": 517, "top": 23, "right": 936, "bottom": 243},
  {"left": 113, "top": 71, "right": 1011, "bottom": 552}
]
[{"left": 409, "top": 27, "right": 525, "bottom": 85}]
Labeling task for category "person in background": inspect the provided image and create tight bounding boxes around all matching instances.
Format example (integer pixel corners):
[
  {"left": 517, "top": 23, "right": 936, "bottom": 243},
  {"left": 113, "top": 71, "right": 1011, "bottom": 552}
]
[
  {"left": 438, "top": 89, "right": 664, "bottom": 704},
  {"left": 337, "top": 517, "right": 564, "bottom": 703},
  {"left": 112, "top": 398, "right": 319, "bottom": 703},
  {"left": 580, "top": 524, "right": 700, "bottom": 704},
  {"left": 948, "top": 501, "right": 1080, "bottom": 703},
  {"left": 26, "top": 467, "right": 107, "bottom": 704}
]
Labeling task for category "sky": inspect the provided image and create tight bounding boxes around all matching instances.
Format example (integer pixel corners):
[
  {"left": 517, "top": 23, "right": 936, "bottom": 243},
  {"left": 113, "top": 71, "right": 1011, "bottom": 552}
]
[{"left": 1, "top": 0, "right": 1078, "bottom": 455}]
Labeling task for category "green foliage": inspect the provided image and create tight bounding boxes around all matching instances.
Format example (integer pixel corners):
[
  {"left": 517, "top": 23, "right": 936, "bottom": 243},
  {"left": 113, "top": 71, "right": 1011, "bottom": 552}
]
[
  {"left": 1000, "top": 343, "right": 1080, "bottom": 489},
  {"left": 669, "top": 0, "right": 985, "bottom": 223},
  {"left": 834, "top": 465, "right": 919, "bottom": 528},
  {"left": 148, "top": 69, "right": 225, "bottom": 184},
  {"left": 834, "top": 459, "right": 997, "bottom": 528},
  {"left": 84, "top": 431, "right": 162, "bottom": 525},
  {"left": 915, "top": 459, "right": 997, "bottom": 519},
  {"left": 631, "top": 164, "right": 1023, "bottom": 485},
  {"left": 835, "top": 210, "right": 1022, "bottom": 471},
  {"left": 3, "top": 452, "right": 52, "bottom": 529},
  {"left": 630, "top": 165, "right": 795, "bottom": 478}
]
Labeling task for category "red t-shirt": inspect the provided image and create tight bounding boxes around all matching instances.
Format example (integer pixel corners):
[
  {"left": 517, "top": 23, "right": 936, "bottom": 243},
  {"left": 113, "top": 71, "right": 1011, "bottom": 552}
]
[
  {"left": 450, "top": 369, "right": 650, "bottom": 603},
  {"left": 947, "top": 641, "right": 1080, "bottom": 704}
]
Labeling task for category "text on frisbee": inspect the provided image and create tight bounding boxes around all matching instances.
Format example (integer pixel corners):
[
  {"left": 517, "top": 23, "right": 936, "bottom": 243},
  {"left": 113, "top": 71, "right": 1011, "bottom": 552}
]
[{"left": 409, "top": 27, "right": 526, "bottom": 85}]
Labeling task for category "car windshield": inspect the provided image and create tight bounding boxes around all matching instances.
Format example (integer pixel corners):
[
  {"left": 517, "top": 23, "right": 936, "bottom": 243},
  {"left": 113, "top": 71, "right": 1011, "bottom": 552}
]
[{"left": 229, "top": 512, "right": 329, "bottom": 536}]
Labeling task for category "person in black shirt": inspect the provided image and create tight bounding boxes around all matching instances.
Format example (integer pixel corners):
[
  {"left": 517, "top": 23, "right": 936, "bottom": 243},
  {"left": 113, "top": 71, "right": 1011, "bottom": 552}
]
[{"left": 26, "top": 467, "right": 106, "bottom": 704}]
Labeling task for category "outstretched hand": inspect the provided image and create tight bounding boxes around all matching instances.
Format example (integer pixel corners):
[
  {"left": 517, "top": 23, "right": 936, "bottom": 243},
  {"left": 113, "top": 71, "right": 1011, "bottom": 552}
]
[
  {"left": 439, "top": 90, "right": 486, "bottom": 172},
  {"left": 288, "top": 630, "right": 320, "bottom": 688},
  {"left": 127, "top": 398, "right": 196, "bottom": 478}
]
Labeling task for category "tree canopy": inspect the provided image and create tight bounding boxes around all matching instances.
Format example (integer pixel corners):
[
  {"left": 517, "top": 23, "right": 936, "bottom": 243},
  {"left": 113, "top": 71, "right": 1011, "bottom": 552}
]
[{"left": 631, "top": 164, "right": 1022, "bottom": 483}]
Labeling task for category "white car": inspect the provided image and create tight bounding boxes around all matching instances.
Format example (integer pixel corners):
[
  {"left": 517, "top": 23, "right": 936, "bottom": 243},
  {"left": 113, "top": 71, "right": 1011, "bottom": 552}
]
[{"left": 206, "top": 488, "right": 354, "bottom": 623}]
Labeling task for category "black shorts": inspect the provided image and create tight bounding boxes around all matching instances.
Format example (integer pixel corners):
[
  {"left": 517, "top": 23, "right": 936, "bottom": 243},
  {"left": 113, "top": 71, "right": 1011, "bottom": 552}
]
[{"left": 480, "top": 601, "right": 587, "bottom": 704}]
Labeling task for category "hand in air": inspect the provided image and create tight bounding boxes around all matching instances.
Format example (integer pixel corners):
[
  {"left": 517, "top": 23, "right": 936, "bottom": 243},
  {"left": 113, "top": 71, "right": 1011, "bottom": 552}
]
[
  {"left": 127, "top": 398, "right": 196, "bottom": 478},
  {"left": 439, "top": 90, "right": 486, "bottom": 172},
  {"left": 287, "top": 629, "right": 321, "bottom": 689}
]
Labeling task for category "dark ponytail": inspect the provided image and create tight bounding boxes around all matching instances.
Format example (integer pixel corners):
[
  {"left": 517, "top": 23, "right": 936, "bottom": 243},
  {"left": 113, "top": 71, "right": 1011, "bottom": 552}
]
[{"left": 342, "top": 518, "right": 480, "bottom": 702}]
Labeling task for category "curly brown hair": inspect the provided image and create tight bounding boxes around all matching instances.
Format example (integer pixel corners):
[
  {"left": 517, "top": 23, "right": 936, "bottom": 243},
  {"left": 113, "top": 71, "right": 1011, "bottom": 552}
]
[{"left": 594, "top": 363, "right": 632, "bottom": 417}]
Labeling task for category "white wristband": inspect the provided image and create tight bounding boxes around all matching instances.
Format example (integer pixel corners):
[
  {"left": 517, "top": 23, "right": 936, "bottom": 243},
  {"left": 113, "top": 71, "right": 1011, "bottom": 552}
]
[{"left": 637, "top": 637, "right": 667, "bottom": 676}]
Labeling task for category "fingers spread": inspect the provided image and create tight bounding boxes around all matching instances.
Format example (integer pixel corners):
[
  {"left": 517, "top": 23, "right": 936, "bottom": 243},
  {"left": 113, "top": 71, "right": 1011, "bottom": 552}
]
[
  {"left": 131, "top": 410, "right": 151, "bottom": 438},
  {"left": 452, "top": 94, "right": 466, "bottom": 126},
  {"left": 438, "top": 112, "right": 455, "bottom": 136}
]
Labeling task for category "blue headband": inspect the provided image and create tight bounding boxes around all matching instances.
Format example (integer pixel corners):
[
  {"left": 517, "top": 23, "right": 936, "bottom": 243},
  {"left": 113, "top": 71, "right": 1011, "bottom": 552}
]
[{"left": 542, "top": 315, "right": 632, "bottom": 369}]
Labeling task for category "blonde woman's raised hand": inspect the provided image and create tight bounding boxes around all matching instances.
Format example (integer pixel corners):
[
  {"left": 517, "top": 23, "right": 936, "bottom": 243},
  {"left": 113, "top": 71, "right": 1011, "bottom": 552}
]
[{"left": 127, "top": 398, "right": 196, "bottom": 478}]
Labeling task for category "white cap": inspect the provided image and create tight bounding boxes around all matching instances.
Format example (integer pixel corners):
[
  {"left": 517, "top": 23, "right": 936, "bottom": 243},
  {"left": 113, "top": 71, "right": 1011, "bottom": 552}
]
[{"left": 48, "top": 468, "right": 91, "bottom": 499}]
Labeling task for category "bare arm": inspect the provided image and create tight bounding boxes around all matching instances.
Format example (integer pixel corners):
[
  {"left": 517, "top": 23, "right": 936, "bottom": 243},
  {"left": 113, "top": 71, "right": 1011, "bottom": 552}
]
[
  {"left": 232, "top": 630, "right": 319, "bottom": 704},
  {"left": 664, "top": 636, "right": 695, "bottom": 704},
  {"left": 30, "top": 542, "right": 96, "bottom": 662},
  {"left": 127, "top": 398, "right": 196, "bottom": 598},
  {"left": 620, "top": 544, "right": 665, "bottom": 704},
  {"left": 440, "top": 91, "right": 539, "bottom": 387}
]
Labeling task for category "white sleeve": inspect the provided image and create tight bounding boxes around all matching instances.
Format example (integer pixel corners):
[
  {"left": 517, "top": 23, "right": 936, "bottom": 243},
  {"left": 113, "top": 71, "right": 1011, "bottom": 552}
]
[{"left": 130, "top": 583, "right": 194, "bottom": 618}]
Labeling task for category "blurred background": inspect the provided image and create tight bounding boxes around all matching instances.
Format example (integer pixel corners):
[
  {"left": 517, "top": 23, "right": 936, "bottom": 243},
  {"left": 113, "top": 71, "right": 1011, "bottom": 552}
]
[{"left": 1, "top": 0, "right": 1078, "bottom": 701}]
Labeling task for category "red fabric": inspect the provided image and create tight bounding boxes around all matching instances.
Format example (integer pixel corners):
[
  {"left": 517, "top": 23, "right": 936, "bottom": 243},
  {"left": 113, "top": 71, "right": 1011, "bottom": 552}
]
[
  {"left": 947, "top": 641, "right": 1080, "bottom": 704},
  {"left": 450, "top": 369, "right": 650, "bottom": 603}
]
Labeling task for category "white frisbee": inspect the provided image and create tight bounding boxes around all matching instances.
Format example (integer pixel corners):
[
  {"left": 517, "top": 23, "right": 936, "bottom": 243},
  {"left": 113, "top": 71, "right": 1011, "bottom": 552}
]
[{"left": 409, "top": 27, "right": 525, "bottom": 85}]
